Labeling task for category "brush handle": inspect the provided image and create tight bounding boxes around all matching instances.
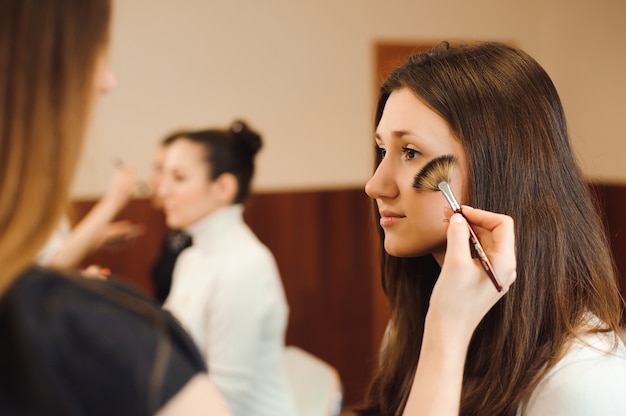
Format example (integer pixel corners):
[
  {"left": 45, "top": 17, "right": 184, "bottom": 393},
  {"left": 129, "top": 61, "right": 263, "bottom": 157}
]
[
  {"left": 463, "top": 215, "right": 503, "bottom": 292},
  {"left": 438, "top": 181, "right": 503, "bottom": 291}
]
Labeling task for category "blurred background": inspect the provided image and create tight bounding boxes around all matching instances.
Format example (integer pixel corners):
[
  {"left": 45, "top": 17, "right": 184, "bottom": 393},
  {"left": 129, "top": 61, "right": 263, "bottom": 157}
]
[
  {"left": 77, "top": 0, "right": 626, "bottom": 195},
  {"left": 72, "top": 0, "right": 626, "bottom": 411}
]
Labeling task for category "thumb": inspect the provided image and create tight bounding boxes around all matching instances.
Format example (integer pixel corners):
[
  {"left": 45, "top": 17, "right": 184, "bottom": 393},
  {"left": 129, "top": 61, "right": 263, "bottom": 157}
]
[{"left": 445, "top": 213, "right": 471, "bottom": 261}]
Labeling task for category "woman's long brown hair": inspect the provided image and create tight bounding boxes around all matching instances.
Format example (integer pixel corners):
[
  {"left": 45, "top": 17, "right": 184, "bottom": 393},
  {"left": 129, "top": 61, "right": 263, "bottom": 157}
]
[
  {"left": 357, "top": 41, "right": 624, "bottom": 416},
  {"left": 0, "top": 0, "right": 111, "bottom": 293}
]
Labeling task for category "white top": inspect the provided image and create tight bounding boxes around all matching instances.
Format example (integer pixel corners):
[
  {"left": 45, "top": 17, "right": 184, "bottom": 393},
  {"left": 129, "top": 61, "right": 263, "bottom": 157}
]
[
  {"left": 35, "top": 217, "right": 70, "bottom": 266},
  {"left": 163, "top": 205, "right": 296, "bottom": 416},
  {"left": 518, "top": 328, "right": 626, "bottom": 415}
]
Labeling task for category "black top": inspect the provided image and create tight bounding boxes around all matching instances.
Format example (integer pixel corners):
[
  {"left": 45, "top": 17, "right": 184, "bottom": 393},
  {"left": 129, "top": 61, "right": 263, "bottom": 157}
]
[
  {"left": 151, "top": 229, "right": 192, "bottom": 304},
  {"left": 0, "top": 267, "right": 206, "bottom": 416}
]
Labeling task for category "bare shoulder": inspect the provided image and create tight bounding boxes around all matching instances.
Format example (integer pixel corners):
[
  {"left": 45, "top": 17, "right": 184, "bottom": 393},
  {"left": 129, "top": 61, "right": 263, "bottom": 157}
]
[{"left": 156, "top": 374, "right": 231, "bottom": 416}]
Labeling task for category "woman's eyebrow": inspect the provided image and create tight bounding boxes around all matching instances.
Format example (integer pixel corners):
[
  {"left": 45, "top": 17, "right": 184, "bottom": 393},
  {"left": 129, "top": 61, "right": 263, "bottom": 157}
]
[
  {"left": 376, "top": 130, "right": 428, "bottom": 144},
  {"left": 376, "top": 130, "right": 409, "bottom": 139}
]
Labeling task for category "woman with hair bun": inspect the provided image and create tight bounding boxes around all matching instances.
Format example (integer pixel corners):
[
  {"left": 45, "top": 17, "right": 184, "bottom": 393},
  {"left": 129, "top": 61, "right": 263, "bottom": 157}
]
[{"left": 158, "top": 120, "right": 296, "bottom": 416}]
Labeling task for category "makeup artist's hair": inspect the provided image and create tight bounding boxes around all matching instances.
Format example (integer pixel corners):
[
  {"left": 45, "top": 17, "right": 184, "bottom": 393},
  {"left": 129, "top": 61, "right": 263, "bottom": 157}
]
[
  {"left": 0, "top": 0, "right": 112, "bottom": 293},
  {"left": 163, "top": 120, "right": 263, "bottom": 204},
  {"left": 0, "top": 2, "right": 178, "bottom": 412},
  {"left": 358, "top": 41, "right": 624, "bottom": 416}
]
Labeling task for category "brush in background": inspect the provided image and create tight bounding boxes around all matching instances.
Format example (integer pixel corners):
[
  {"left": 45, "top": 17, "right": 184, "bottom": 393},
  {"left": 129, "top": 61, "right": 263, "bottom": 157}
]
[
  {"left": 114, "top": 157, "right": 151, "bottom": 197},
  {"left": 413, "top": 155, "right": 503, "bottom": 292}
]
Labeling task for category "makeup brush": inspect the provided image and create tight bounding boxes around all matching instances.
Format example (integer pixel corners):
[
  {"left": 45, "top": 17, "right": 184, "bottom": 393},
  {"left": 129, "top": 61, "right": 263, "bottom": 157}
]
[{"left": 413, "top": 155, "right": 503, "bottom": 292}]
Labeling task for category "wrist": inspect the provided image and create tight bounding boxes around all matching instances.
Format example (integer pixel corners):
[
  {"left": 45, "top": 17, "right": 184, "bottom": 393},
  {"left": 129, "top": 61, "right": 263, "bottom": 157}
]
[
  {"left": 423, "top": 311, "right": 474, "bottom": 352},
  {"left": 99, "top": 193, "right": 127, "bottom": 213}
]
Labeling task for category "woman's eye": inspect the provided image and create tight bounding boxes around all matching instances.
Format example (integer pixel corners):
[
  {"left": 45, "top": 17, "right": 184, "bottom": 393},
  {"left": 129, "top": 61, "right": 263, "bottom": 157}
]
[
  {"left": 402, "top": 147, "right": 419, "bottom": 160},
  {"left": 376, "top": 146, "right": 387, "bottom": 160}
]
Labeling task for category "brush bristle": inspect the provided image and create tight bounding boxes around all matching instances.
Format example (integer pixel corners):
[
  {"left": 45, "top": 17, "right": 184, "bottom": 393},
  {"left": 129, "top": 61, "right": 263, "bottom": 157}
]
[{"left": 413, "top": 155, "right": 457, "bottom": 191}]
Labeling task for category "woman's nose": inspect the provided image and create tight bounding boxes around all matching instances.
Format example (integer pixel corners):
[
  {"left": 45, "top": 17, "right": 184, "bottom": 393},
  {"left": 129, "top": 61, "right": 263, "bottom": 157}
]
[
  {"left": 97, "top": 66, "right": 117, "bottom": 95},
  {"left": 156, "top": 177, "right": 170, "bottom": 200},
  {"left": 365, "top": 159, "right": 398, "bottom": 200}
]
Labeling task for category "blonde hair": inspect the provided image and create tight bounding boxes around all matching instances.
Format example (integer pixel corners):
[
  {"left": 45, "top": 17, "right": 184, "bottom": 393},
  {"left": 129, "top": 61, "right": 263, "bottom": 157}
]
[{"left": 0, "top": 0, "right": 112, "bottom": 293}]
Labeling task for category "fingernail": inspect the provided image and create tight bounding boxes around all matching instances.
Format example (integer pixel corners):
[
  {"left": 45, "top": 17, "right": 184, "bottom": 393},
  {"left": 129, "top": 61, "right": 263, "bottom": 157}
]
[{"left": 450, "top": 213, "right": 464, "bottom": 224}]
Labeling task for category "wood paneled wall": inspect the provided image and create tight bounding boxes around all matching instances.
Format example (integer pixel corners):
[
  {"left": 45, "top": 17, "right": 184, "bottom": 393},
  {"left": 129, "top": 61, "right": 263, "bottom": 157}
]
[{"left": 73, "top": 188, "right": 388, "bottom": 409}]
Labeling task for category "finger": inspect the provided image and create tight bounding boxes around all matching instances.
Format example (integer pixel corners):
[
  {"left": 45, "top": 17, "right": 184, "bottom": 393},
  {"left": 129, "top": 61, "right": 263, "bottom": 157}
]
[
  {"left": 81, "top": 265, "right": 109, "bottom": 280},
  {"left": 460, "top": 205, "right": 511, "bottom": 232},
  {"left": 460, "top": 207, "right": 515, "bottom": 251},
  {"left": 461, "top": 206, "right": 516, "bottom": 287},
  {"left": 445, "top": 213, "right": 472, "bottom": 261}
]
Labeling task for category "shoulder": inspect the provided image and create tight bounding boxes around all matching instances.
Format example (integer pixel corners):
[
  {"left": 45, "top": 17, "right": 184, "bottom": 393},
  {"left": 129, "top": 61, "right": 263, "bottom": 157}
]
[
  {"left": 522, "top": 332, "right": 626, "bottom": 415},
  {"left": 217, "top": 225, "right": 279, "bottom": 274},
  {"left": 6, "top": 267, "right": 203, "bottom": 357},
  {"left": 0, "top": 267, "right": 207, "bottom": 414},
  {"left": 223, "top": 245, "right": 280, "bottom": 289},
  {"left": 4, "top": 266, "right": 162, "bottom": 324}
]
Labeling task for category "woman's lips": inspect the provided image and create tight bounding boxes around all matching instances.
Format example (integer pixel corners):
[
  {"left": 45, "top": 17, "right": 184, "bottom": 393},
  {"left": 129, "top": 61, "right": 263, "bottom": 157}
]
[{"left": 379, "top": 210, "right": 405, "bottom": 227}]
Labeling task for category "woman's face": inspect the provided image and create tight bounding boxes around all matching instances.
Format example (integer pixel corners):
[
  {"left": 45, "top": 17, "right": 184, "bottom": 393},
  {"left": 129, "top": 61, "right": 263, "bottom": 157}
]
[
  {"left": 365, "top": 88, "right": 469, "bottom": 264},
  {"left": 157, "top": 139, "right": 227, "bottom": 229},
  {"left": 149, "top": 145, "right": 168, "bottom": 209}
]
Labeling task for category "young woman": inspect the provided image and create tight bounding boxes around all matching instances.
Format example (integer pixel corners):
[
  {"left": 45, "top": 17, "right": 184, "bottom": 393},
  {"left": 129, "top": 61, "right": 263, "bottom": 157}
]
[
  {"left": 149, "top": 139, "right": 193, "bottom": 304},
  {"left": 158, "top": 122, "right": 296, "bottom": 416},
  {"left": 0, "top": 1, "right": 229, "bottom": 414},
  {"left": 360, "top": 41, "right": 626, "bottom": 415}
]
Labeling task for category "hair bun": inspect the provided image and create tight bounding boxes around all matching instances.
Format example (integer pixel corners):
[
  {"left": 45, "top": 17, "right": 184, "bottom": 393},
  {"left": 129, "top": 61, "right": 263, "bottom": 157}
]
[{"left": 230, "top": 119, "right": 262, "bottom": 155}]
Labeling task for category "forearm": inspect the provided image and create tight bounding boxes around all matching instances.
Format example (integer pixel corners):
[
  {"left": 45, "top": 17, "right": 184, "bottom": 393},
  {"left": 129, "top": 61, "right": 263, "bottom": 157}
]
[
  {"left": 402, "top": 209, "right": 516, "bottom": 415},
  {"left": 403, "top": 316, "right": 470, "bottom": 416},
  {"left": 49, "top": 199, "right": 122, "bottom": 269}
]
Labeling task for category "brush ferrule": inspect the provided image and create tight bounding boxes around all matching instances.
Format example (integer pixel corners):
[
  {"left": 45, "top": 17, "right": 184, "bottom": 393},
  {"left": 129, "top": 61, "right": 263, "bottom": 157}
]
[{"left": 438, "top": 181, "right": 461, "bottom": 212}]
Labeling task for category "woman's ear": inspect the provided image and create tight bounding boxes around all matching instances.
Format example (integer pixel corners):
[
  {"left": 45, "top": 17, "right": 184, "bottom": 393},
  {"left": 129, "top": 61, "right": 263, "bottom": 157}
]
[{"left": 214, "top": 173, "right": 238, "bottom": 205}]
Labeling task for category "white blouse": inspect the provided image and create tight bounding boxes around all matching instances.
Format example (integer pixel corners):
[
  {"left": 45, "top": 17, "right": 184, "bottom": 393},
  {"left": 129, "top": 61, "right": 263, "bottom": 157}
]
[
  {"left": 35, "top": 217, "right": 70, "bottom": 266},
  {"left": 518, "top": 328, "right": 626, "bottom": 415},
  {"left": 164, "top": 204, "right": 296, "bottom": 416}
]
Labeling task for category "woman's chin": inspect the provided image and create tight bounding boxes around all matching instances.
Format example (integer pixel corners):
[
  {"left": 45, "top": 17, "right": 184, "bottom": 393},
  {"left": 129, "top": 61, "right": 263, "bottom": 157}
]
[
  {"left": 383, "top": 240, "right": 445, "bottom": 259},
  {"left": 383, "top": 243, "right": 421, "bottom": 258},
  {"left": 165, "top": 217, "right": 183, "bottom": 230}
]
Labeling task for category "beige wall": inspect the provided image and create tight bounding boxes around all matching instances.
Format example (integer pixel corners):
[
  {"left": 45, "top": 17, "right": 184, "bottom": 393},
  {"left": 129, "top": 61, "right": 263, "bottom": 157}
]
[{"left": 74, "top": 0, "right": 626, "bottom": 198}]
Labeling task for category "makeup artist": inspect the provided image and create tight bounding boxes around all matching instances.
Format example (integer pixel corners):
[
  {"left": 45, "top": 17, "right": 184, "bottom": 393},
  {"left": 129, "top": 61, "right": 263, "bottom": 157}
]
[
  {"left": 0, "top": 1, "right": 230, "bottom": 414},
  {"left": 359, "top": 41, "right": 626, "bottom": 415},
  {"left": 157, "top": 122, "right": 296, "bottom": 416}
]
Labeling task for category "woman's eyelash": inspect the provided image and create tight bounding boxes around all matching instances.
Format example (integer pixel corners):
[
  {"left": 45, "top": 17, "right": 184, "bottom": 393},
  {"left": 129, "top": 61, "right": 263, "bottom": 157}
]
[
  {"left": 375, "top": 145, "right": 420, "bottom": 160},
  {"left": 401, "top": 147, "right": 420, "bottom": 159}
]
